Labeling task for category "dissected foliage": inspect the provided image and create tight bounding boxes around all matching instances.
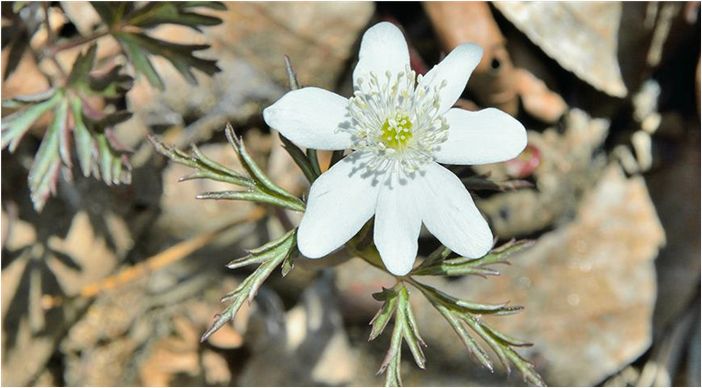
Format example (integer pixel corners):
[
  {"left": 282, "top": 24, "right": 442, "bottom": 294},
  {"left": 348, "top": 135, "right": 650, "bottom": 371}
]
[
  {"left": 2, "top": 45, "right": 132, "bottom": 210},
  {"left": 1, "top": 2, "right": 224, "bottom": 210},
  {"left": 91, "top": 2, "right": 223, "bottom": 89}
]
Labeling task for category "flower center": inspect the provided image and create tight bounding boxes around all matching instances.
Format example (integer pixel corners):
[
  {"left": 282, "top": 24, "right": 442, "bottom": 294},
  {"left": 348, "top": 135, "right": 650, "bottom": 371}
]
[
  {"left": 342, "top": 66, "right": 448, "bottom": 175},
  {"left": 380, "top": 113, "right": 413, "bottom": 150}
]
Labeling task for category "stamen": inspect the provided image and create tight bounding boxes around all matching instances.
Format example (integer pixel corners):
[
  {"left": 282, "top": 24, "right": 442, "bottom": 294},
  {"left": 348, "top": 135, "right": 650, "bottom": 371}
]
[{"left": 344, "top": 67, "right": 449, "bottom": 176}]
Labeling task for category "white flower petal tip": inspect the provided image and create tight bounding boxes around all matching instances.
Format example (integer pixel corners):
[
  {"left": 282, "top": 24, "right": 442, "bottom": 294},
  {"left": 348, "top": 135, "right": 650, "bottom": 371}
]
[
  {"left": 297, "top": 152, "right": 380, "bottom": 258},
  {"left": 353, "top": 21, "right": 410, "bottom": 88},
  {"left": 421, "top": 43, "right": 483, "bottom": 114},
  {"left": 420, "top": 163, "right": 494, "bottom": 259},
  {"left": 435, "top": 107, "right": 528, "bottom": 165},
  {"left": 262, "top": 87, "right": 352, "bottom": 150},
  {"left": 380, "top": 251, "right": 416, "bottom": 276}
]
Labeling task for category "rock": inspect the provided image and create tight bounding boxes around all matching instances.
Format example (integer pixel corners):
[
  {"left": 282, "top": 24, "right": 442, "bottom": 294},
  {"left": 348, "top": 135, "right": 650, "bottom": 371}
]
[
  {"left": 493, "top": 2, "right": 628, "bottom": 98},
  {"left": 476, "top": 109, "right": 610, "bottom": 237},
  {"left": 415, "top": 163, "right": 664, "bottom": 386},
  {"left": 238, "top": 272, "right": 358, "bottom": 386},
  {"left": 515, "top": 68, "right": 568, "bottom": 123}
]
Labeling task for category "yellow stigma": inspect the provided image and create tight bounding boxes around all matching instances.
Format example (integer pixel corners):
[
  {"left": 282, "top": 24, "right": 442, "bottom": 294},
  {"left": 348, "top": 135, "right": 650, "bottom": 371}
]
[{"left": 380, "top": 113, "right": 413, "bottom": 150}]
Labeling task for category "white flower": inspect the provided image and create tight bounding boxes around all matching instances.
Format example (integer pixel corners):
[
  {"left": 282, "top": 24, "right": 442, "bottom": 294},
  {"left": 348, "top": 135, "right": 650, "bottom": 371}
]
[{"left": 263, "top": 22, "right": 526, "bottom": 275}]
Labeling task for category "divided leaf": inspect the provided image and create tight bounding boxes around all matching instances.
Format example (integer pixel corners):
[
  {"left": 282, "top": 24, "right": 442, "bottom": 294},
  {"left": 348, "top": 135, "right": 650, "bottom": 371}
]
[
  {"left": 410, "top": 279, "right": 545, "bottom": 387},
  {"left": 124, "top": 2, "right": 225, "bottom": 31},
  {"left": 149, "top": 125, "right": 305, "bottom": 212},
  {"left": 201, "top": 229, "right": 297, "bottom": 342},
  {"left": 148, "top": 134, "right": 253, "bottom": 187},
  {"left": 2, "top": 42, "right": 133, "bottom": 211},
  {"left": 113, "top": 31, "right": 219, "bottom": 89},
  {"left": 370, "top": 284, "right": 427, "bottom": 387},
  {"left": 90, "top": 2, "right": 223, "bottom": 89},
  {"left": 411, "top": 239, "right": 534, "bottom": 277},
  {"left": 1, "top": 91, "right": 62, "bottom": 152}
]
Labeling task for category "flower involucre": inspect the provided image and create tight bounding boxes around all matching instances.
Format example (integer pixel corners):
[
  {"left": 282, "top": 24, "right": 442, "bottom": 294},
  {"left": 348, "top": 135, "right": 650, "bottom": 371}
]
[{"left": 263, "top": 22, "right": 527, "bottom": 275}]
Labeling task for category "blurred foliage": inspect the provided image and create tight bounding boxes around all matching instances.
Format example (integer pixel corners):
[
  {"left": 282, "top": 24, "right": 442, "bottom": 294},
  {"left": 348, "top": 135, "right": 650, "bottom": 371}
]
[
  {"left": 91, "top": 2, "right": 223, "bottom": 89},
  {"left": 1, "top": 1, "right": 224, "bottom": 211},
  {"left": 2, "top": 45, "right": 132, "bottom": 208}
]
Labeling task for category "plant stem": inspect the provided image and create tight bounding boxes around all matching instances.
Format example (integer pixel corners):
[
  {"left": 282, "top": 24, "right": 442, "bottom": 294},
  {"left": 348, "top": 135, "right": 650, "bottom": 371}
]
[
  {"left": 45, "top": 30, "right": 110, "bottom": 57},
  {"left": 42, "top": 2, "right": 67, "bottom": 78}
]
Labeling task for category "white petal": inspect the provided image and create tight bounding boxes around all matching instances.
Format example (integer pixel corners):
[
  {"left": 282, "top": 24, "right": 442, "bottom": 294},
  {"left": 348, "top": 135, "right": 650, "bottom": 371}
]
[
  {"left": 353, "top": 22, "right": 410, "bottom": 88},
  {"left": 434, "top": 108, "right": 527, "bottom": 165},
  {"left": 420, "top": 43, "right": 483, "bottom": 114},
  {"left": 419, "top": 162, "right": 493, "bottom": 258},
  {"left": 374, "top": 174, "right": 422, "bottom": 275},
  {"left": 263, "top": 87, "right": 352, "bottom": 150},
  {"left": 298, "top": 152, "right": 380, "bottom": 258}
]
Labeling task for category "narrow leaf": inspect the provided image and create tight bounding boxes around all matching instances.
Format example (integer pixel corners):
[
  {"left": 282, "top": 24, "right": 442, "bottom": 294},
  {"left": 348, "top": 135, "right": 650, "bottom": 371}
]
[
  {"left": 2, "top": 92, "right": 61, "bottom": 151},
  {"left": 27, "top": 117, "right": 62, "bottom": 211},
  {"left": 70, "top": 97, "right": 94, "bottom": 177},
  {"left": 224, "top": 124, "right": 302, "bottom": 206},
  {"left": 197, "top": 190, "right": 305, "bottom": 212}
]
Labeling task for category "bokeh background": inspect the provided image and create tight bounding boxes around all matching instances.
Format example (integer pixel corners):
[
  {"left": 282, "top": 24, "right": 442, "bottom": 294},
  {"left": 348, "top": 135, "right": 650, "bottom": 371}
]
[{"left": 2, "top": 2, "right": 700, "bottom": 386}]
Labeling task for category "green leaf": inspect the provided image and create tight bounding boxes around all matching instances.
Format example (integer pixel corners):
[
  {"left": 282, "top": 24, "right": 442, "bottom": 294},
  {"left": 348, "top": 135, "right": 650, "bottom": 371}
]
[
  {"left": 124, "top": 2, "right": 224, "bottom": 31},
  {"left": 281, "top": 254, "right": 295, "bottom": 277},
  {"left": 2, "top": 89, "right": 57, "bottom": 108},
  {"left": 279, "top": 134, "right": 318, "bottom": 183},
  {"left": 411, "top": 240, "right": 534, "bottom": 277},
  {"left": 70, "top": 97, "right": 95, "bottom": 177},
  {"left": 95, "top": 133, "right": 114, "bottom": 183},
  {"left": 54, "top": 100, "right": 71, "bottom": 168},
  {"left": 150, "top": 126, "right": 305, "bottom": 211},
  {"left": 196, "top": 190, "right": 305, "bottom": 212},
  {"left": 27, "top": 108, "right": 63, "bottom": 211},
  {"left": 113, "top": 31, "right": 219, "bottom": 89},
  {"left": 114, "top": 31, "right": 163, "bottom": 88},
  {"left": 1, "top": 91, "right": 61, "bottom": 151},
  {"left": 409, "top": 278, "right": 545, "bottom": 386},
  {"left": 148, "top": 134, "right": 253, "bottom": 187},
  {"left": 91, "top": 2, "right": 131, "bottom": 28},
  {"left": 435, "top": 304, "right": 494, "bottom": 372},
  {"left": 224, "top": 123, "right": 305, "bottom": 210},
  {"left": 371, "top": 284, "right": 427, "bottom": 387},
  {"left": 201, "top": 229, "right": 297, "bottom": 342},
  {"left": 369, "top": 288, "right": 399, "bottom": 341},
  {"left": 67, "top": 44, "right": 98, "bottom": 88},
  {"left": 226, "top": 229, "right": 296, "bottom": 270},
  {"left": 87, "top": 65, "right": 134, "bottom": 98}
]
